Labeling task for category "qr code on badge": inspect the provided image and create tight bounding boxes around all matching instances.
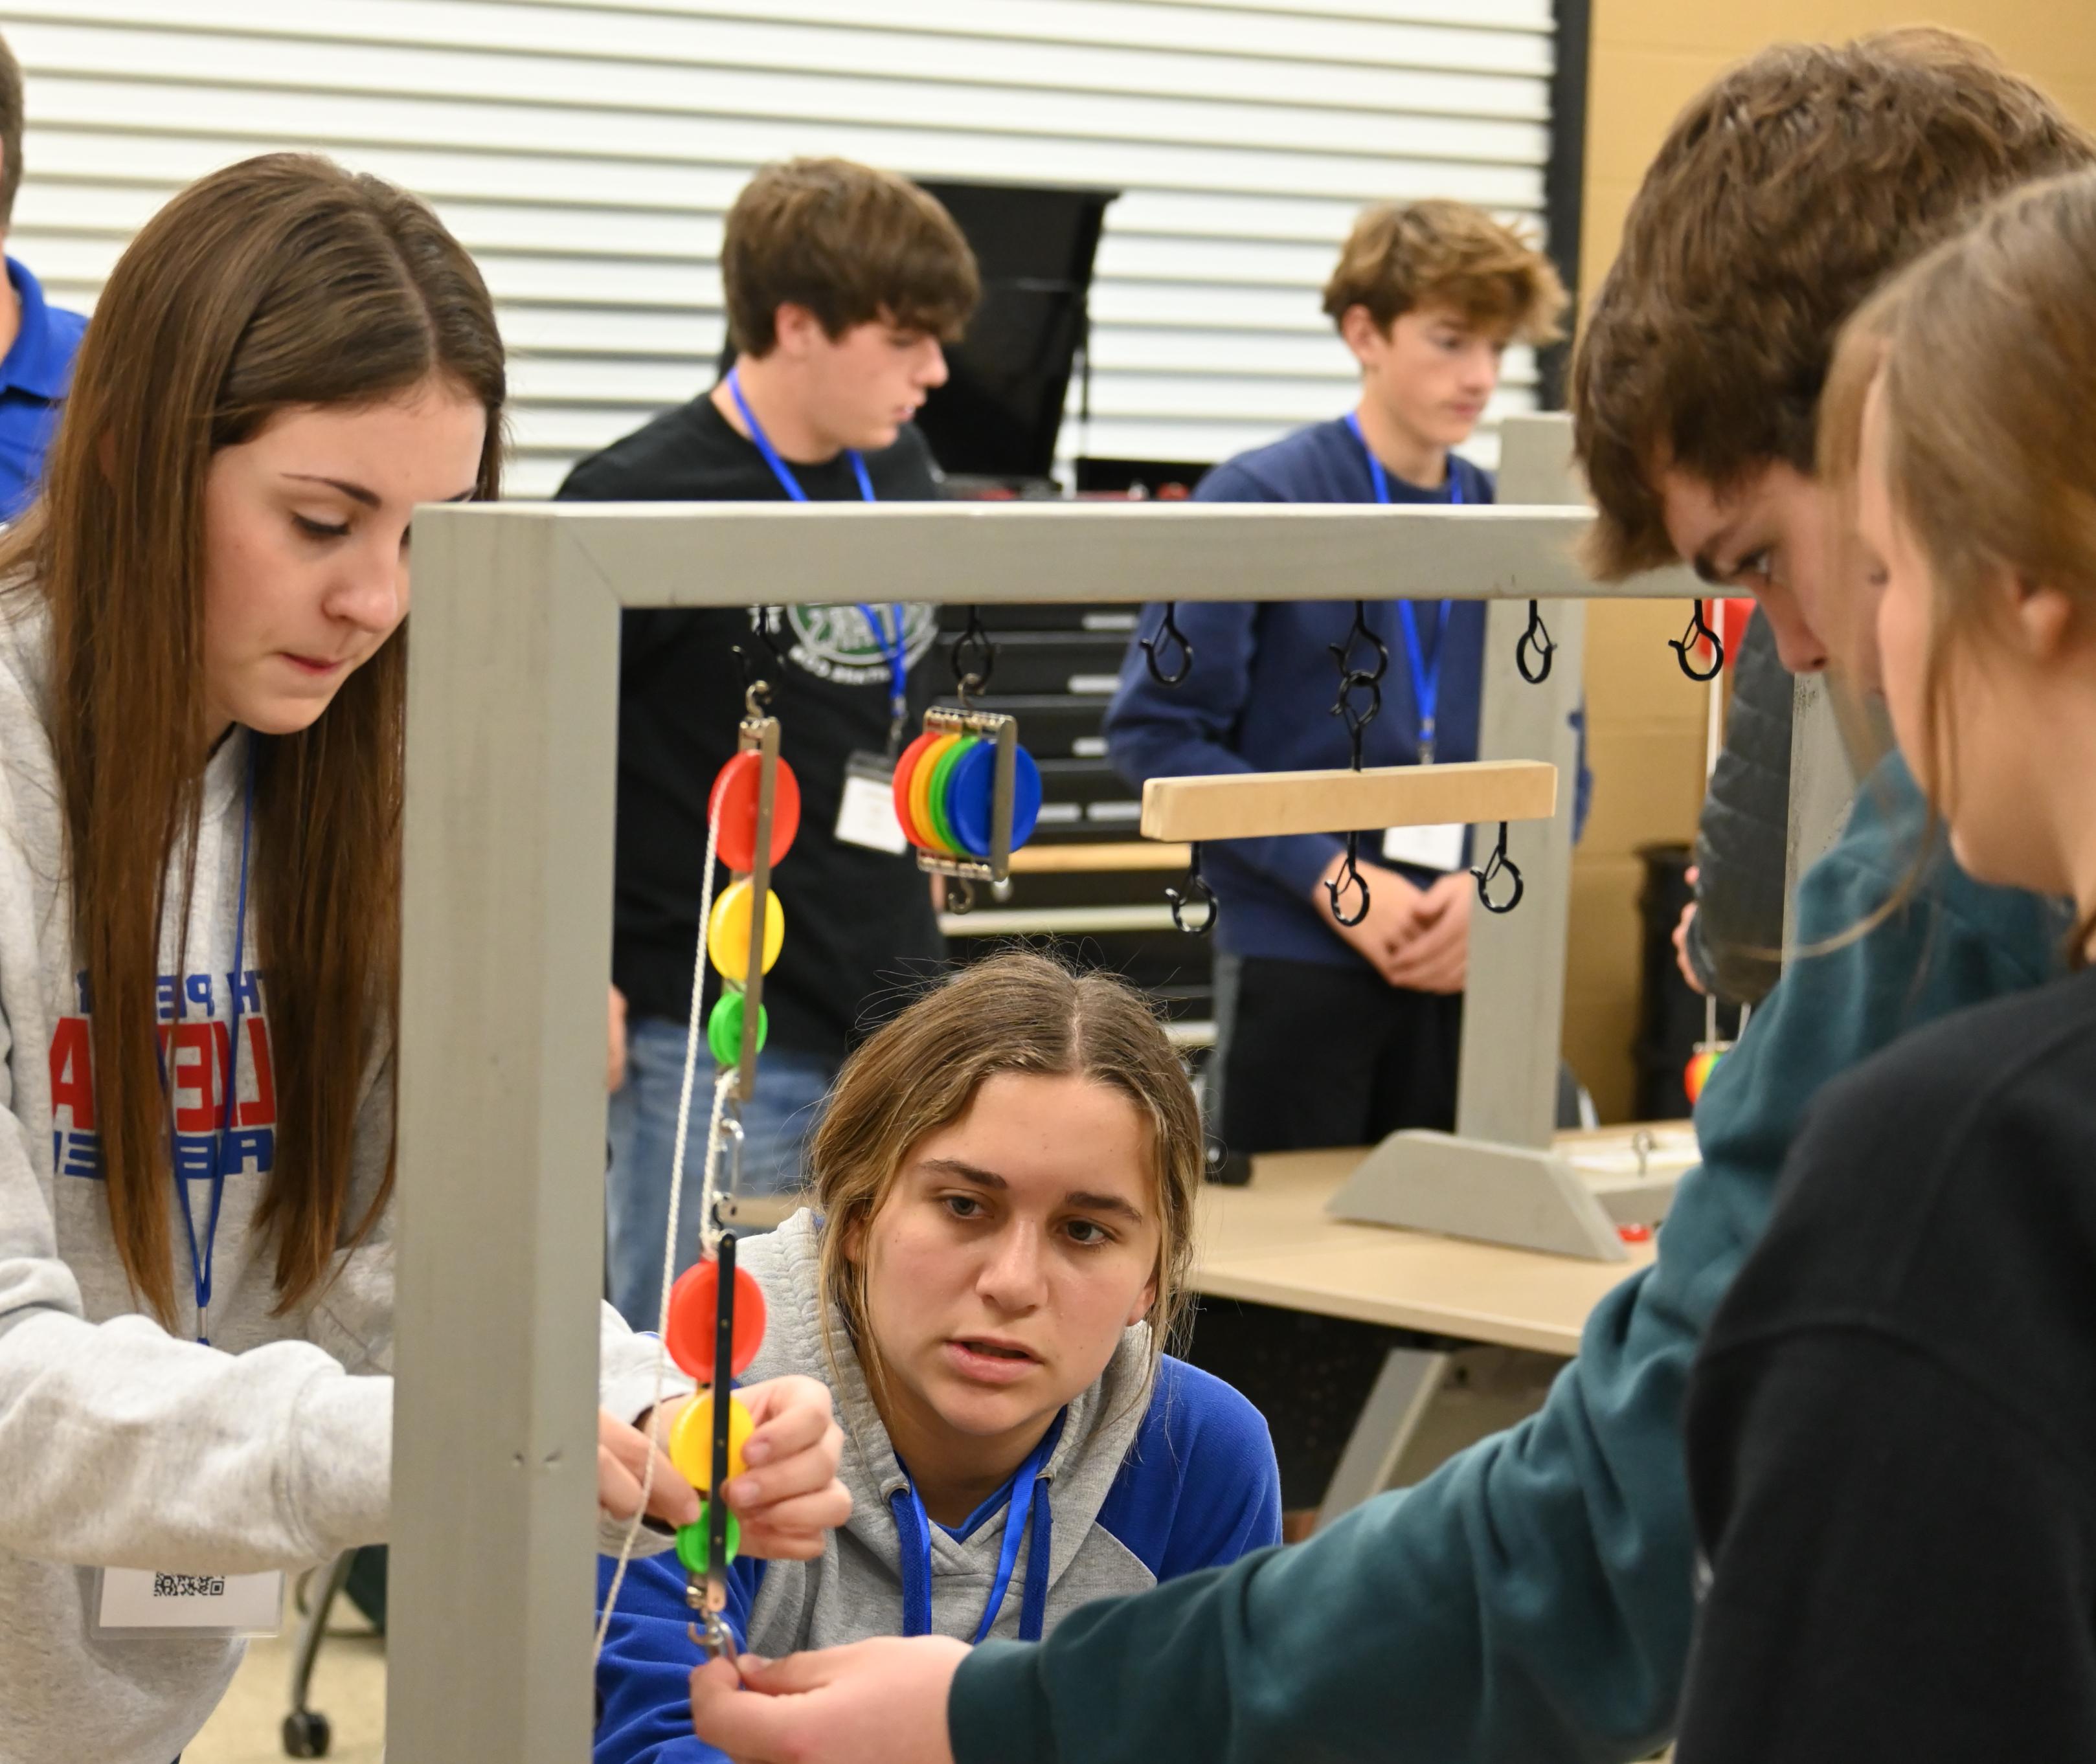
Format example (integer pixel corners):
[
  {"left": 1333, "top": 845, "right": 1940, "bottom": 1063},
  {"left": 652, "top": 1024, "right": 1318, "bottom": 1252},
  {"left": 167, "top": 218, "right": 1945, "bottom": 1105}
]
[{"left": 152, "top": 1573, "right": 227, "bottom": 1599}]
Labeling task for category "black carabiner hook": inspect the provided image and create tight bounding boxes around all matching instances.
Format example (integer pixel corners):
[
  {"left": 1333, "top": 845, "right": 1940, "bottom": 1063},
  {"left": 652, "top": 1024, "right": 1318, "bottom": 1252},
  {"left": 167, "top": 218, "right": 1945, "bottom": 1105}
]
[
  {"left": 1324, "top": 830, "right": 1372, "bottom": 928},
  {"left": 1469, "top": 821, "right": 1525, "bottom": 915},
  {"left": 1669, "top": 600, "right": 1725, "bottom": 682},
  {"left": 1516, "top": 599, "right": 1555, "bottom": 684},
  {"left": 1166, "top": 843, "right": 1217, "bottom": 936},
  {"left": 732, "top": 605, "right": 791, "bottom": 710},
  {"left": 1141, "top": 603, "right": 1195, "bottom": 687},
  {"left": 1327, "top": 601, "right": 1390, "bottom": 770},
  {"left": 951, "top": 605, "right": 996, "bottom": 699}
]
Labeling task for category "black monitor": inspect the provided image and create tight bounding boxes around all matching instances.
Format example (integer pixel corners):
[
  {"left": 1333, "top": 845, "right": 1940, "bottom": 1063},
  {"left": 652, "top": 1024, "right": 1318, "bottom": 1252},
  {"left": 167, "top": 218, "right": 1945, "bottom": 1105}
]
[{"left": 911, "top": 180, "right": 1118, "bottom": 484}]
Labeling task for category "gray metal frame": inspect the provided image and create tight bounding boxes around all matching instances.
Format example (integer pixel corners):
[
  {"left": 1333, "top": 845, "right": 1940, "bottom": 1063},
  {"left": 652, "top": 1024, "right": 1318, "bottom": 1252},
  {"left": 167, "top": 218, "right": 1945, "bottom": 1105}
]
[{"left": 388, "top": 413, "right": 1704, "bottom": 1758}]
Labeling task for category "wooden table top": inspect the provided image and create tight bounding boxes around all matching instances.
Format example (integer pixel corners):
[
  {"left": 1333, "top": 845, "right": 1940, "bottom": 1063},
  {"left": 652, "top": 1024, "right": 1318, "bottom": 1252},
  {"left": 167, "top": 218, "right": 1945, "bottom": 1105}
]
[{"left": 1192, "top": 1145, "right": 1659, "bottom": 1356}]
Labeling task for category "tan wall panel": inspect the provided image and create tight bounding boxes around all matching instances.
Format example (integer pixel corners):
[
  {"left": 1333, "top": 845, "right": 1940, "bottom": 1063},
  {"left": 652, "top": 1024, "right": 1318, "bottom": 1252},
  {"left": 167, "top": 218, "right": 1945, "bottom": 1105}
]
[{"left": 1562, "top": 7, "right": 2095, "bottom": 1118}]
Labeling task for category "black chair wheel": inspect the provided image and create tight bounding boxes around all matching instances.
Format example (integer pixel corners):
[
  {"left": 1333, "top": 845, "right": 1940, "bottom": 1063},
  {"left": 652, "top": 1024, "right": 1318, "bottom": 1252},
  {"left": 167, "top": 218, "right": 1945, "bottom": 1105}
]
[{"left": 282, "top": 1708, "right": 332, "bottom": 1758}]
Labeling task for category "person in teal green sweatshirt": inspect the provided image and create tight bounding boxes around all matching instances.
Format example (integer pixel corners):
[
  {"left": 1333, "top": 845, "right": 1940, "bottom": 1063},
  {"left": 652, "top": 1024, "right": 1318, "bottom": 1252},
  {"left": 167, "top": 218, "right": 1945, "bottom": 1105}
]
[{"left": 685, "top": 32, "right": 2093, "bottom": 1764}]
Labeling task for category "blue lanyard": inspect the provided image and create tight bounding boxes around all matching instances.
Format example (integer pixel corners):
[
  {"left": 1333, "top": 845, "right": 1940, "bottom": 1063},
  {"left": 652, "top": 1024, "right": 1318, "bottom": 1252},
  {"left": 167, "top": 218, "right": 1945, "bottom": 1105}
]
[
  {"left": 727, "top": 366, "right": 906, "bottom": 731},
  {"left": 897, "top": 1414, "right": 1061, "bottom": 1644},
  {"left": 727, "top": 365, "right": 876, "bottom": 504},
  {"left": 171, "top": 737, "right": 256, "bottom": 1347},
  {"left": 1346, "top": 412, "right": 1461, "bottom": 765},
  {"left": 855, "top": 602, "right": 910, "bottom": 737}
]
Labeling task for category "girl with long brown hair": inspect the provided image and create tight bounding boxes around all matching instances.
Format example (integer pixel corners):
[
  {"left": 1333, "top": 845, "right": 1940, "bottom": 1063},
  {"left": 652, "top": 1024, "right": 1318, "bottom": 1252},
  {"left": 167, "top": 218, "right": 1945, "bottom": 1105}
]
[
  {"left": 592, "top": 952, "right": 1278, "bottom": 1760},
  {"left": 0, "top": 153, "right": 844, "bottom": 1764},
  {"left": 1672, "top": 166, "right": 2096, "bottom": 1760}
]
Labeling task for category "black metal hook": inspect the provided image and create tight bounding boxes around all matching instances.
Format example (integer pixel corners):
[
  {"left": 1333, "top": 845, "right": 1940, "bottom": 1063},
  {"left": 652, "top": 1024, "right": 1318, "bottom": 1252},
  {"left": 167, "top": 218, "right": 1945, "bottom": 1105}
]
[
  {"left": 1669, "top": 600, "right": 1725, "bottom": 682},
  {"left": 951, "top": 605, "right": 995, "bottom": 699},
  {"left": 1516, "top": 600, "right": 1555, "bottom": 684},
  {"left": 1166, "top": 842, "right": 1217, "bottom": 936},
  {"left": 1140, "top": 603, "right": 1195, "bottom": 687},
  {"left": 1324, "top": 830, "right": 1372, "bottom": 928},
  {"left": 1327, "top": 601, "right": 1390, "bottom": 771},
  {"left": 1327, "top": 601, "right": 1391, "bottom": 689},
  {"left": 1470, "top": 821, "right": 1525, "bottom": 915},
  {"left": 732, "top": 605, "right": 791, "bottom": 709}
]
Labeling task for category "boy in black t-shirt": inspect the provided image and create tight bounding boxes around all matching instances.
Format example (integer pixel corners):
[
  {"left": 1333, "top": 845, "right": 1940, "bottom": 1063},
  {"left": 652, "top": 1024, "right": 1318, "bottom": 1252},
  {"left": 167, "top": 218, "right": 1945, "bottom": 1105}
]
[{"left": 559, "top": 157, "right": 978, "bottom": 1330}]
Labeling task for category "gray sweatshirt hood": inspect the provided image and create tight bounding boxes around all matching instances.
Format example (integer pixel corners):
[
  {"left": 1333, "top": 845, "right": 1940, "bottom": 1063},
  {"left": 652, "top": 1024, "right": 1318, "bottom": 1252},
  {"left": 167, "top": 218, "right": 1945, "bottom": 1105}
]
[{"left": 736, "top": 1209, "right": 1161, "bottom": 1651}]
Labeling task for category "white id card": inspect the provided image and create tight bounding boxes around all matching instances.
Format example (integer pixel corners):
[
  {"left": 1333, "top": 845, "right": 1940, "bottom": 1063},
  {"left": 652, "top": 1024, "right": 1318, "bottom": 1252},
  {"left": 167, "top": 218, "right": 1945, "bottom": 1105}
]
[
  {"left": 1381, "top": 822, "right": 1466, "bottom": 873},
  {"left": 834, "top": 750, "right": 909, "bottom": 854},
  {"left": 93, "top": 1567, "right": 285, "bottom": 1638}
]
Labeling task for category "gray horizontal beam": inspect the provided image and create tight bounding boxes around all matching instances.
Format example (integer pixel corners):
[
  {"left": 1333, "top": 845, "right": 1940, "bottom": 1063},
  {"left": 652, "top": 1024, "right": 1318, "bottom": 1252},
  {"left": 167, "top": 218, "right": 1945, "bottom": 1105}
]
[{"left": 416, "top": 501, "right": 1701, "bottom": 608}]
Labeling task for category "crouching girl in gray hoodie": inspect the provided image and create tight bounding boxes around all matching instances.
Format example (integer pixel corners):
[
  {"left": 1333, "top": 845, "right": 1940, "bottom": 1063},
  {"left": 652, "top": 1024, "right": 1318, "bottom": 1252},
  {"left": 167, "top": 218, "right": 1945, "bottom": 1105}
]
[{"left": 593, "top": 952, "right": 1281, "bottom": 1763}]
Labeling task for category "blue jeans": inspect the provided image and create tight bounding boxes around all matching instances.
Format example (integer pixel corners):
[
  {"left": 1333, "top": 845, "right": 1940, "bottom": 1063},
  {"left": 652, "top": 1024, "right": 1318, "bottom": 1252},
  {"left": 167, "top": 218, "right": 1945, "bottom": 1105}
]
[{"left": 605, "top": 1016, "right": 837, "bottom": 1330}]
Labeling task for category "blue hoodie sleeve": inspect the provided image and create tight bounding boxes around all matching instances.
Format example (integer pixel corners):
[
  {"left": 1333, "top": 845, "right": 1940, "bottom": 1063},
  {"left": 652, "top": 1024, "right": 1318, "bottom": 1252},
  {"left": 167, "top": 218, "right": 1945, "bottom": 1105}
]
[
  {"left": 948, "top": 755, "right": 2062, "bottom": 1764},
  {"left": 1094, "top": 1357, "right": 1282, "bottom": 1581},
  {"left": 594, "top": 1550, "right": 767, "bottom": 1764}
]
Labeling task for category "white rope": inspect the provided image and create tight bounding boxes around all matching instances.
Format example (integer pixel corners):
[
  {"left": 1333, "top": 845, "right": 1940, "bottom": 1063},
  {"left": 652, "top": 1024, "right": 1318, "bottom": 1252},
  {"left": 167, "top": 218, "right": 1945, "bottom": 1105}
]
[{"left": 594, "top": 792, "right": 734, "bottom": 1662}]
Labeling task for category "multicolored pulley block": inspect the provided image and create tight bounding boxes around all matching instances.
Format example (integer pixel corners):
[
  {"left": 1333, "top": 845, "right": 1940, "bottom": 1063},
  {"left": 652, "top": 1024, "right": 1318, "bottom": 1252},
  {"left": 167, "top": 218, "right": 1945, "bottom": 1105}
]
[
  {"left": 664, "top": 1253, "right": 769, "bottom": 1573},
  {"left": 1683, "top": 1042, "right": 1731, "bottom": 1106},
  {"left": 890, "top": 707, "right": 1042, "bottom": 887},
  {"left": 703, "top": 728, "right": 796, "bottom": 1077}
]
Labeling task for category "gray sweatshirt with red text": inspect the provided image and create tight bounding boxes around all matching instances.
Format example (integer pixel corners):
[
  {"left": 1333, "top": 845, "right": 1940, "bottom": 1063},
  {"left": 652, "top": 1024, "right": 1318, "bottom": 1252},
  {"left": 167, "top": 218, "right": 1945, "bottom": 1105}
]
[{"left": 0, "top": 596, "right": 672, "bottom": 1764}]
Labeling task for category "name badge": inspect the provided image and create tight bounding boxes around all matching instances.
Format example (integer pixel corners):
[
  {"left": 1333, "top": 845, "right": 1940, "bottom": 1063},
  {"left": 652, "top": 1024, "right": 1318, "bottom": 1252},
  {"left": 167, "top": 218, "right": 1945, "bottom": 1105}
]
[
  {"left": 1381, "top": 822, "right": 1466, "bottom": 873},
  {"left": 94, "top": 1567, "right": 285, "bottom": 1638},
  {"left": 834, "top": 750, "right": 908, "bottom": 854}
]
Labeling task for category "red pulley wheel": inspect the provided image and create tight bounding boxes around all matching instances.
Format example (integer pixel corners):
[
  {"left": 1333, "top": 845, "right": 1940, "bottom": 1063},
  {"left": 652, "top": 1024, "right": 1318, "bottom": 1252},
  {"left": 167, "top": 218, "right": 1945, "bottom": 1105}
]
[
  {"left": 708, "top": 751, "right": 802, "bottom": 873},
  {"left": 665, "top": 1256, "right": 768, "bottom": 1383},
  {"left": 890, "top": 731, "right": 941, "bottom": 849}
]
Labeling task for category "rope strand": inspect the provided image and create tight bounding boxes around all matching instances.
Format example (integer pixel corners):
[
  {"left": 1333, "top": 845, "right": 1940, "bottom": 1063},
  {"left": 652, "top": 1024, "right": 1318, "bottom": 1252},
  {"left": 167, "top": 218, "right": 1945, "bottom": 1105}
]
[{"left": 594, "top": 791, "right": 728, "bottom": 1662}]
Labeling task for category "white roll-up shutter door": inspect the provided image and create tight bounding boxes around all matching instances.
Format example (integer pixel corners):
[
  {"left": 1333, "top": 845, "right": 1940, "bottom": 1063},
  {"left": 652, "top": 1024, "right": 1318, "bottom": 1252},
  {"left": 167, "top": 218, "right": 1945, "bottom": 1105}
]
[{"left": 14, "top": 1, "right": 1556, "bottom": 494}]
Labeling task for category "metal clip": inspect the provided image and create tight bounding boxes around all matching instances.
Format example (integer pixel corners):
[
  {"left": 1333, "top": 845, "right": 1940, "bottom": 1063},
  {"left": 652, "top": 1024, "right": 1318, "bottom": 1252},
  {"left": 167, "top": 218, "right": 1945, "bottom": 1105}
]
[
  {"left": 1470, "top": 821, "right": 1525, "bottom": 915},
  {"left": 1327, "top": 601, "right": 1388, "bottom": 772},
  {"left": 1324, "top": 830, "right": 1372, "bottom": 928},
  {"left": 708, "top": 1113, "right": 745, "bottom": 1240},
  {"left": 1669, "top": 601, "right": 1725, "bottom": 682},
  {"left": 732, "top": 606, "right": 789, "bottom": 713},
  {"left": 950, "top": 606, "right": 995, "bottom": 703},
  {"left": 1516, "top": 600, "right": 1555, "bottom": 684},
  {"left": 1140, "top": 603, "right": 1194, "bottom": 686},
  {"left": 686, "top": 1580, "right": 735, "bottom": 1659},
  {"left": 1166, "top": 843, "right": 1217, "bottom": 935}
]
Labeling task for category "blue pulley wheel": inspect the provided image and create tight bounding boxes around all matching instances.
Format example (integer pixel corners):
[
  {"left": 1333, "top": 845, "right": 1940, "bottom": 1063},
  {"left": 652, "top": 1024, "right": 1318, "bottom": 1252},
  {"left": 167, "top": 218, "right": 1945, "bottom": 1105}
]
[{"left": 947, "top": 741, "right": 1042, "bottom": 860}]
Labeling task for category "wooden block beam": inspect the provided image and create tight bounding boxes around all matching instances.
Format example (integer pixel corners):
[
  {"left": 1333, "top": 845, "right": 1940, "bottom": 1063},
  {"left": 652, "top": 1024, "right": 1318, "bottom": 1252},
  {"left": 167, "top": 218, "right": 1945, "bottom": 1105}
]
[{"left": 1139, "top": 759, "right": 1557, "bottom": 843}]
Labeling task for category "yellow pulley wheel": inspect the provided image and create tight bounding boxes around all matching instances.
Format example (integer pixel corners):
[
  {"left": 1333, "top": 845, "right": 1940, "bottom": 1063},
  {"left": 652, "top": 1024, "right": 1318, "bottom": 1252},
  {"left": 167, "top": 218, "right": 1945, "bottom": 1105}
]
[
  {"left": 707, "top": 878, "right": 784, "bottom": 985},
  {"left": 909, "top": 734, "right": 962, "bottom": 856},
  {"left": 670, "top": 1390, "right": 756, "bottom": 1493}
]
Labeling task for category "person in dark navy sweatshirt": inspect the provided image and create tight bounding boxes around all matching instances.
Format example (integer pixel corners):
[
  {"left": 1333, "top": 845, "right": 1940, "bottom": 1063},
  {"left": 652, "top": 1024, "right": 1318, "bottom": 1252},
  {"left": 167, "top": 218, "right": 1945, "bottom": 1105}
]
[
  {"left": 1101, "top": 200, "right": 1579, "bottom": 1523},
  {"left": 591, "top": 953, "right": 1278, "bottom": 1764},
  {"left": 0, "top": 33, "right": 87, "bottom": 519}
]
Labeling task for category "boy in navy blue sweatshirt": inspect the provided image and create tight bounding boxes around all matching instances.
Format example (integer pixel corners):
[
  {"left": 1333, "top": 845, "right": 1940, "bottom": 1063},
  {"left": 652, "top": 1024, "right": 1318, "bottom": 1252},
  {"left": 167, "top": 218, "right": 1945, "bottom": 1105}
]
[
  {"left": 1101, "top": 203, "right": 1575, "bottom": 1519},
  {"left": 1105, "top": 202, "right": 1571, "bottom": 1159}
]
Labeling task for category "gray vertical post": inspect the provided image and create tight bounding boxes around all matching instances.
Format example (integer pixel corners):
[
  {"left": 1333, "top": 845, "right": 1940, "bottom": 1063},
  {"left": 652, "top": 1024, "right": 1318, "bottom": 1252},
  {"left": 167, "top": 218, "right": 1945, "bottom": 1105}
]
[
  {"left": 1782, "top": 674, "right": 1861, "bottom": 955},
  {"left": 1455, "top": 414, "right": 1586, "bottom": 1148},
  {"left": 388, "top": 513, "right": 622, "bottom": 1761}
]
